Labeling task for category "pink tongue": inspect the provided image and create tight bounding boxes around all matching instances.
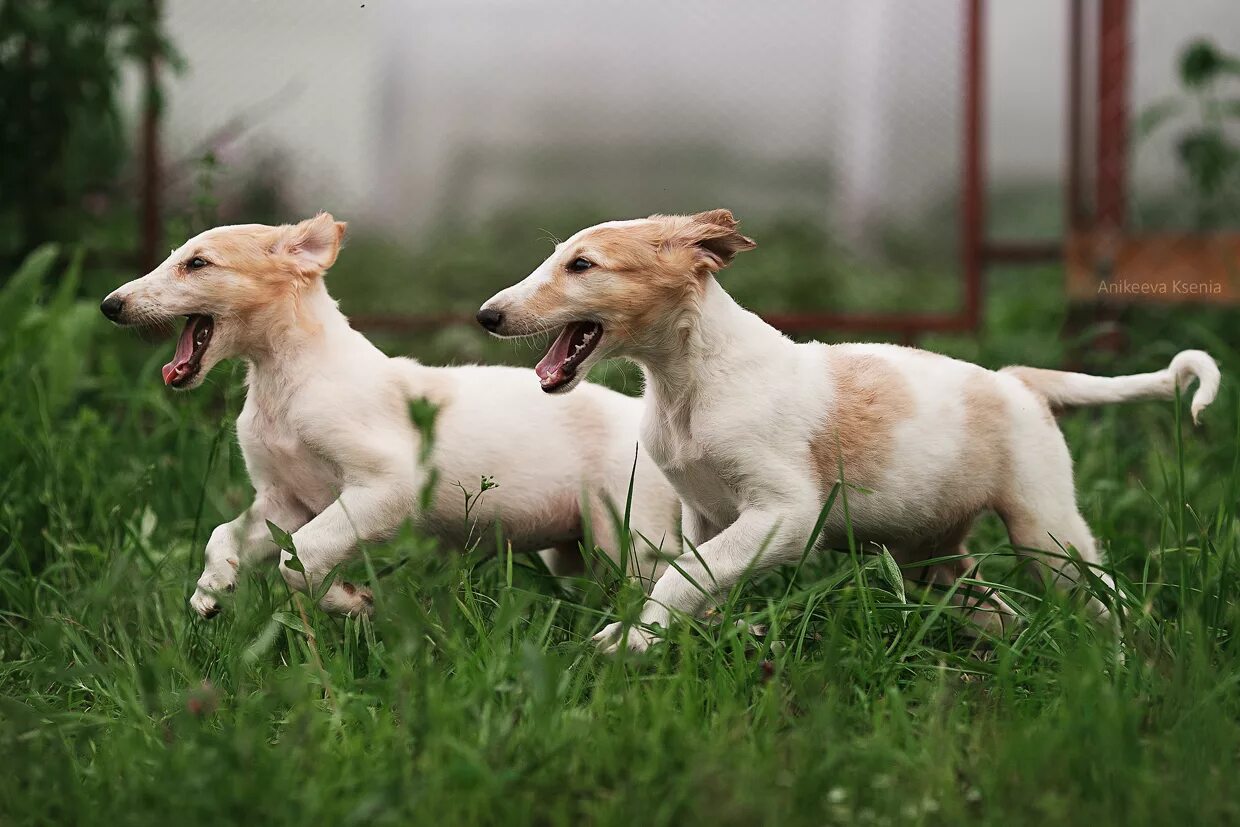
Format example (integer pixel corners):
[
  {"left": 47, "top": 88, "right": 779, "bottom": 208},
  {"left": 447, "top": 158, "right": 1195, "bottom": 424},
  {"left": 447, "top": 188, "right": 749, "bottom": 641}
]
[
  {"left": 162, "top": 319, "right": 200, "bottom": 385},
  {"left": 535, "top": 325, "right": 578, "bottom": 386}
]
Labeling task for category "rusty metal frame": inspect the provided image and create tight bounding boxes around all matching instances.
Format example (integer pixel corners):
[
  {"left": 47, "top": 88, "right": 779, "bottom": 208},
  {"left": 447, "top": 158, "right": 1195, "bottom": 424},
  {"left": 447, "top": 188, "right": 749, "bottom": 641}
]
[
  {"left": 352, "top": 0, "right": 1070, "bottom": 341},
  {"left": 1095, "top": 0, "right": 1130, "bottom": 231},
  {"left": 352, "top": 0, "right": 982, "bottom": 339},
  {"left": 1065, "top": 0, "right": 1238, "bottom": 308},
  {"left": 1067, "top": 0, "right": 1087, "bottom": 231},
  {"left": 757, "top": 0, "right": 989, "bottom": 338},
  {"left": 127, "top": 1, "right": 1110, "bottom": 338},
  {"left": 139, "top": 0, "right": 164, "bottom": 273},
  {"left": 1067, "top": 0, "right": 1131, "bottom": 234},
  {"left": 347, "top": 0, "right": 987, "bottom": 339}
]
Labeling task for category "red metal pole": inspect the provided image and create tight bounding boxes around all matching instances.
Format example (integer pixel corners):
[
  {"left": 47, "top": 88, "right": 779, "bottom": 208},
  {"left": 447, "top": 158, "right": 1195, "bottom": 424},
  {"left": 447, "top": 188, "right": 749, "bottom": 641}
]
[
  {"left": 1067, "top": 0, "right": 1086, "bottom": 231},
  {"left": 139, "top": 0, "right": 163, "bottom": 273},
  {"left": 1096, "top": 0, "right": 1129, "bottom": 229},
  {"left": 962, "top": 0, "right": 985, "bottom": 330}
]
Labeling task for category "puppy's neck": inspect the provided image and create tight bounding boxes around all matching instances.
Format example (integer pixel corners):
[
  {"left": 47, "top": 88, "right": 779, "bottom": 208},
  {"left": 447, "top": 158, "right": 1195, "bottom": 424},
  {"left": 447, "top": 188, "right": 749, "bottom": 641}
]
[
  {"left": 242, "top": 279, "right": 358, "bottom": 390},
  {"left": 637, "top": 277, "right": 784, "bottom": 413}
]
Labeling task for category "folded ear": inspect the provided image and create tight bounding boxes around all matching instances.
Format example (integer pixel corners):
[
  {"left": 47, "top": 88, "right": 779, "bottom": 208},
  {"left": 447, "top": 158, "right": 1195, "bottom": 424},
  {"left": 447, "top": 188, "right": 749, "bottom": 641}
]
[
  {"left": 682, "top": 209, "right": 756, "bottom": 272},
  {"left": 691, "top": 208, "right": 741, "bottom": 230},
  {"left": 275, "top": 212, "right": 347, "bottom": 276}
]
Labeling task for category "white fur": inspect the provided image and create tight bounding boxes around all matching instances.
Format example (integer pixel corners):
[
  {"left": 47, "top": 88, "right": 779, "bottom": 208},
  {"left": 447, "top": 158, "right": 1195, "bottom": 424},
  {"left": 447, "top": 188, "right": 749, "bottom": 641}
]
[
  {"left": 485, "top": 223, "right": 1220, "bottom": 653},
  {"left": 104, "top": 224, "right": 680, "bottom": 618},
  {"left": 1002, "top": 349, "right": 1220, "bottom": 423}
]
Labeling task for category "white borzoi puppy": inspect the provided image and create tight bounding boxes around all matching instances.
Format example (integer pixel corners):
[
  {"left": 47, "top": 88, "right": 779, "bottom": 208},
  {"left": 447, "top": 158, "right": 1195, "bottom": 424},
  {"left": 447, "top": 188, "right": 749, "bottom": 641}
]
[
  {"left": 101, "top": 213, "right": 680, "bottom": 618},
  {"left": 479, "top": 209, "right": 1220, "bottom": 653}
]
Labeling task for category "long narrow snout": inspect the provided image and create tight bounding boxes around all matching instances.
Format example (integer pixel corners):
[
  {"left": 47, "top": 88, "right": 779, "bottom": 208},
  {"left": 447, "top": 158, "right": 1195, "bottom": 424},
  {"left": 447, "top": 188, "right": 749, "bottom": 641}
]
[
  {"left": 98, "top": 271, "right": 220, "bottom": 390},
  {"left": 475, "top": 307, "right": 504, "bottom": 333},
  {"left": 478, "top": 282, "right": 608, "bottom": 395},
  {"left": 476, "top": 271, "right": 560, "bottom": 339},
  {"left": 100, "top": 294, "right": 125, "bottom": 322},
  {"left": 476, "top": 285, "right": 524, "bottom": 338},
  {"left": 98, "top": 273, "right": 158, "bottom": 327}
]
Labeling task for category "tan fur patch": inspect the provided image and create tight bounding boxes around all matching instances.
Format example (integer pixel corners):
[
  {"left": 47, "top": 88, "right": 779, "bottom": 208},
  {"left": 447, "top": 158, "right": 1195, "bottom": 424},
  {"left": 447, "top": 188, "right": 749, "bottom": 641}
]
[
  {"left": 950, "top": 372, "right": 1012, "bottom": 517},
  {"left": 188, "top": 216, "right": 344, "bottom": 333},
  {"left": 590, "top": 223, "right": 705, "bottom": 333},
  {"left": 871, "top": 370, "right": 1014, "bottom": 570},
  {"left": 1002, "top": 366, "right": 1065, "bottom": 419},
  {"left": 521, "top": 212, "right": 756, "bottom": 346},
  {"left": 520, "top": 282, "right": 574, "bottom": 320},
  {"left": 811, "top": 353, "right": 915, "bottom": 491}
]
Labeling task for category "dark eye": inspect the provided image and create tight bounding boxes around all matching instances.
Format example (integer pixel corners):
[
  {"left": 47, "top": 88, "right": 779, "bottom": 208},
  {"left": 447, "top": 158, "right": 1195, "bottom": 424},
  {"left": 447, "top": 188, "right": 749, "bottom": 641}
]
[
  {"left": 188, "top": 257, "right": 209, "bottom": 270},
  {"left": 568, "top": 257, "right": 593, "bottom": 273}
]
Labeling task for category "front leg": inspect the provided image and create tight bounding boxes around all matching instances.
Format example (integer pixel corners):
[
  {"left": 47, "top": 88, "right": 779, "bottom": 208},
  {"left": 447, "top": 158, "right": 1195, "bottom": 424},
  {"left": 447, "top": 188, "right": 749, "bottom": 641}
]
[
  {"left": 594, "top": 504, "right": 817, "bottom": 653},
  {"left": 682, "top": 507, "right": 722, "bottom": 548},
  {"left": 278, "top": 479, "right": 418, "bottom": 616},
  {"left": 191, "top": 495, "right": 308, "bottom": 618}
]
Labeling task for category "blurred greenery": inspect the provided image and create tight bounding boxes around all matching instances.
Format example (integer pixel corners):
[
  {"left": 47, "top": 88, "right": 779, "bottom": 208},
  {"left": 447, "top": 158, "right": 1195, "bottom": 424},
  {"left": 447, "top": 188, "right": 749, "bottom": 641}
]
[
  {"left": 1135, "top": 37, "right": 1240, "bottom": 229},
  {"left": 0, "top": 0, "right": 177, "bottom": 272}
]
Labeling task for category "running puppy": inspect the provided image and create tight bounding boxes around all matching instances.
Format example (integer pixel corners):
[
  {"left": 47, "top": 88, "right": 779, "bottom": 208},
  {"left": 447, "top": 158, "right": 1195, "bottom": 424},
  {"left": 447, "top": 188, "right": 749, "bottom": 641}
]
[
  {"left": 102, "top": 214, "right": 679, "bottom": 618},
  {"left": 479, "top": 209, "right": 1220, "bottom": 652}
]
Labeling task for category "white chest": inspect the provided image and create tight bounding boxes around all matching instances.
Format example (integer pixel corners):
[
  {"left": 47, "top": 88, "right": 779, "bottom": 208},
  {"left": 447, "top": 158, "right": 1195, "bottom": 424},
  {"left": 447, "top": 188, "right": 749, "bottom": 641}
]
[
  {"left": 642, "top": 417, "right": 741, "bottom": 528},
  {"left": 237, "top": 407, "right": 340, "bottom": 515}
]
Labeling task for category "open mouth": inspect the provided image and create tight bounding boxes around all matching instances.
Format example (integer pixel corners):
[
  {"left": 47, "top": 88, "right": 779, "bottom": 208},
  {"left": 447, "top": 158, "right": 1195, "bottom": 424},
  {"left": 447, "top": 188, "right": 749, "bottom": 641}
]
[
  {"left": 162, "top": 314, "right": 214, "bottom": 388},
  {"left": 535, "top": 321, "right": 603, "bottom": 392}
]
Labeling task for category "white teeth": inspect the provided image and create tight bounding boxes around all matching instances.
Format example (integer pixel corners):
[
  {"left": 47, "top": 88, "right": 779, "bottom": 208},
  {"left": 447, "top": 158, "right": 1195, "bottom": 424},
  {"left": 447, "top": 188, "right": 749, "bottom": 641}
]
[
  {"left": 572, "top": 328, "right": 596, "bottom": 357},
  {"left": 561, "top": 324, "right": 599, "bottom": 368}
]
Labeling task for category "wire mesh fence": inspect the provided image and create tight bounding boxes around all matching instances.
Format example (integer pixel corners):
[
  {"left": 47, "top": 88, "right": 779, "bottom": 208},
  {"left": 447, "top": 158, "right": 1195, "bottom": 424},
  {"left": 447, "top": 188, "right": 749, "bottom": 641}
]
[{"left": 143, "top": 0, "right": 1240, "bottom": 331}]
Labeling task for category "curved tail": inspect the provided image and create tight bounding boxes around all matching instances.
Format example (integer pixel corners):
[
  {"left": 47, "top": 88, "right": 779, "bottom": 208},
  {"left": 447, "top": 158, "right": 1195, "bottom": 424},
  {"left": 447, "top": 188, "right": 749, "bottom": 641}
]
[{"left": 1002, "top": 349, "right": 1220, "bottom": 424}]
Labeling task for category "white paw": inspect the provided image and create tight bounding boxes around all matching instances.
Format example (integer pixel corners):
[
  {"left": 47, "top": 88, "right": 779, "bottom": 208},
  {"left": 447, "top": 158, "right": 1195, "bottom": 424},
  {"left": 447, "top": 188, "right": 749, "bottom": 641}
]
[
  {"left": 343, "top": 583, "right": 375, "bottom": 618},
  {"left": 190, "top": 565, "right": 237, "bottom": 619},
  {"left": 190, "top": 588, "right": 221, "bottom": 618},
  {"left": 592, "top": 621, "right": 659, "bottom": 655},
  {"left": 321, "top": 581, "right": 375, "bottom": 618}
]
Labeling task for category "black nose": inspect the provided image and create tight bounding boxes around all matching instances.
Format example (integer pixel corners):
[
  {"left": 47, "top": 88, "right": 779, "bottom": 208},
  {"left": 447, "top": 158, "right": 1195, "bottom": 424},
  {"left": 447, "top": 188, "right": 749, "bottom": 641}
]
[
  {"left": 100, "top": 295, "right": 124, "bottom": 322},
  {"left": 476, "top": 307, "right": 503, "bottom": 333}
]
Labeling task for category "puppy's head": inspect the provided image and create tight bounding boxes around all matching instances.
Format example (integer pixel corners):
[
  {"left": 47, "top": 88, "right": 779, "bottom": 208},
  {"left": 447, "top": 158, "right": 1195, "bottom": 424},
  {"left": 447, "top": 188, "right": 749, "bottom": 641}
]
[
  {"left": 100, "top": 213, "right": 346, "bottom": 389},
  {"left": 478, "top": 209, "right": 755, "bottom": 393}
]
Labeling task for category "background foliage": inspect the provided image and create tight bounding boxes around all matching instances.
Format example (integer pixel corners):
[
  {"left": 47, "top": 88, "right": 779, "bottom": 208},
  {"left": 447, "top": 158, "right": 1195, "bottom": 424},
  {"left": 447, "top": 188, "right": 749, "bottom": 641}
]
[{"left": 0, "top": 0, "right": 175, "bottom": 271}]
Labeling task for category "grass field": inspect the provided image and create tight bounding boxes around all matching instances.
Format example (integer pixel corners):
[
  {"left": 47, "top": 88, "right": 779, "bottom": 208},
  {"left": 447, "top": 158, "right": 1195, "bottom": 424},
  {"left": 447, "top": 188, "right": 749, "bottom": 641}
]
[{"left": 2, "top": 235, "right": 1239, "bottom": 826}]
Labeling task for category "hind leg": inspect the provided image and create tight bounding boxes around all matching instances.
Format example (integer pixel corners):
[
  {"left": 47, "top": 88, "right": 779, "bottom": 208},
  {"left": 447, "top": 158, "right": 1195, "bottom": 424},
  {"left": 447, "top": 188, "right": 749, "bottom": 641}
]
[
  {"left": 897, "top": 528, "right": 1018, "bottom": 636},
  {"left": 539, "top": 542, "right": 587, "bottom": 578},
  {"left": 1000, "top": 430, "right": 1117, "bottom": 618},
  {"left": 590, "top": 465, "right": 681, "bottom": 593},
  {"left": 588, "top": 504, "right": 670, "bottom": 592},
  {"left": 1001, "top": 505, "right": 1116, "bottom": 619}
]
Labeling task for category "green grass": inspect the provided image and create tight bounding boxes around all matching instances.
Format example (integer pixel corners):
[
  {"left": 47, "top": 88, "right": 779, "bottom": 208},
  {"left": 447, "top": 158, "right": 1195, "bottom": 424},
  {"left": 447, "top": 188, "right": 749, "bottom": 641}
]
[{"left": 2, "top": 240, "right": 1240, "bottom": 827}]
